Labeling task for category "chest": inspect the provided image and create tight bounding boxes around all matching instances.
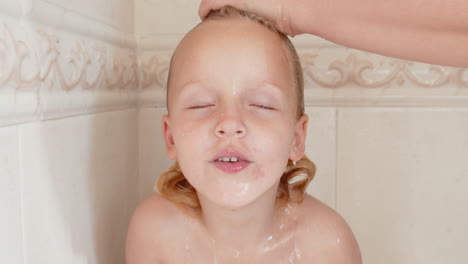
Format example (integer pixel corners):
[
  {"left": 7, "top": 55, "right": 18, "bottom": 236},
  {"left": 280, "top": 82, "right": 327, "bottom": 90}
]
[{"left": 159, "top": 235, "right": 306, "bottom": 264}]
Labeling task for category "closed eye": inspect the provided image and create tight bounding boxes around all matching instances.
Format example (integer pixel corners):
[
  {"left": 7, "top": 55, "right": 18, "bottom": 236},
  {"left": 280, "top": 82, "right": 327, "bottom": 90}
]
[
  {"left": 250, "top": 104, "right": 276, "bottom": 110},
  {"left": 187, "top": 104, "right": 215, "bottom": 109}
]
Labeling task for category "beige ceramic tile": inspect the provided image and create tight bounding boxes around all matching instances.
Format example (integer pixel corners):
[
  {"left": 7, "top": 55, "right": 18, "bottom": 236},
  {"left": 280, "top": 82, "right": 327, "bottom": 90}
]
[
  {"left": 0, "top": 126, "right": 23, "bottom": 263},
  {"left": 304, "top": 107, "right": 336, "bottom": 208},
  {"left": 0, "top": 1, "right": 22, "bottom": 16},
  {"left": 32, "top": 0, "right": 134, "bottom": 32},
  {"left": 20, "top": 109, "right": 138, "bottom": 264},
  {"left": 138, "top": 107, "right": 174, "bottom": 201},
  {"left": 134, "top": 0, "right": 199, "bottom": 36},
  {"left": 337, "top": 108, "right": 468, "bottom": 264}
]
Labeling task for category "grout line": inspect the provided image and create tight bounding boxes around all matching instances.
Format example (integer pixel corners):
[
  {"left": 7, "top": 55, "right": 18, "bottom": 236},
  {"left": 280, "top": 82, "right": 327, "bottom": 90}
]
[
  {"left": 17, "top": 125, "right": 27, "bottom": 264},
  {"left": 334, "top": 107, "right": 339, "bottom": 211},
  {"left": 136, "top": 108, "right": 142, "bottom": 202}
]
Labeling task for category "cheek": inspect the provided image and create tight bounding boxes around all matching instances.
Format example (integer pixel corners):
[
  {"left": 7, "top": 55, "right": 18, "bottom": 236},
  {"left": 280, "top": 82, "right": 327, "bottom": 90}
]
[
  {"left": 257, "top": 122, "right": 295, "bottom": 153},
  {"left": 170, "top": 120, "right": 212, "bottom": 180},
  {"left": 172, "top": 118, "right": 211, "bottom": 147},
  {"left": 252, "top": 124, "right": 295, "bottom": 175},
  {"left": 172, "top": 128, "right": 203, "bottom": 167},
  {"left": 177, "top": 157, "right": 202, "bottom": 186}
]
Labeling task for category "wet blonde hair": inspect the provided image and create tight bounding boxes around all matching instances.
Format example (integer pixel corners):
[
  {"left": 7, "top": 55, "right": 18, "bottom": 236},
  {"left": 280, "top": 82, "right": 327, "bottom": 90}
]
[{"left": 157, "top": 6, "right": 316, "bottom": 210}]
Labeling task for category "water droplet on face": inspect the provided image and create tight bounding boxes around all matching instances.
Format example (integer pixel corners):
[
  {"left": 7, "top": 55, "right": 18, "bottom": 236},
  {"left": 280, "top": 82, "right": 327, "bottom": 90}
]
[
  {"left": 232, "top": 248, "right": 240, "bottom": 258},
  {"left": 242, "top": 183, "right": 249, "bottom": 194},
  {"left": 288, "top": 247, "right": 302, "bottom": 263},
  {"left": 284, "top": 203, "right": 293, "bottom": 215}
]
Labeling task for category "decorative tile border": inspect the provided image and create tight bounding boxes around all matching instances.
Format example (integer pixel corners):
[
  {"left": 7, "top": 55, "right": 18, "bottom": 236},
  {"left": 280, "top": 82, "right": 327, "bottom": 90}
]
[
  {"left": 1, "top": 14, "right": 467, "bottom": 126},
  {"left": 135, "top": 51, "right": 468, "bottom": 91},
  {"left": 301, "top": 53, "right": 468, "bottom": 89},
  {"left": 0, "top": 24, "right": 139, "bottom": 91},
  {"left": 0, "top": 19, "right": 142, "bottom": 126},
  {"left": 138, "top": 50, "right": 468, "bottom": 107}
]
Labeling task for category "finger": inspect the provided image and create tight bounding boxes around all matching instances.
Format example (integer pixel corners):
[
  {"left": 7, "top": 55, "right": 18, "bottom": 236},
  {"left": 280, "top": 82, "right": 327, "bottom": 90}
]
[
  {"left": 198, "top": 0, "right": 225, "bottom": 20},
  {"left": 198, "top": 0, "right": 210, "bottom": 20},
  {"left": 199, "top": 0, "right": 252, "bottom": 20}
]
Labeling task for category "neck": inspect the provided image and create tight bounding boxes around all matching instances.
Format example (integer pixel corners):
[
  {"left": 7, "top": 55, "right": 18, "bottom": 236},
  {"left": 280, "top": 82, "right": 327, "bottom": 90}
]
[{"left": 197, "top": 182, "right": 283, "bottom": 251}]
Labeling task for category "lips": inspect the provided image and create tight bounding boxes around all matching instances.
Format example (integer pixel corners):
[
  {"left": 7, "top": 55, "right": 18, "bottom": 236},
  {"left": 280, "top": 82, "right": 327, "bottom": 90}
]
[{"left": 211, "top": 149, "right": 252, "bottom": 174}]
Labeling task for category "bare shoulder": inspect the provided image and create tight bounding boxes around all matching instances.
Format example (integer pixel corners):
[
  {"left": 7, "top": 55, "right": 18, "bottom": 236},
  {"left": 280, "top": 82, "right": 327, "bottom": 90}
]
[
  {"left": 125, "top": 193, "right": 187, "bottom": 264},
  {"left": 296, "top": 194, "right": 362, "bottom": 264}
]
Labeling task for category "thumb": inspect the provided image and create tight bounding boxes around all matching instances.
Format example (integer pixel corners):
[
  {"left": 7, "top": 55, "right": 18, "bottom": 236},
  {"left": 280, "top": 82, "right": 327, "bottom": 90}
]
[{"left": 199, "top": 0, "right": 226, "bottom": 20}]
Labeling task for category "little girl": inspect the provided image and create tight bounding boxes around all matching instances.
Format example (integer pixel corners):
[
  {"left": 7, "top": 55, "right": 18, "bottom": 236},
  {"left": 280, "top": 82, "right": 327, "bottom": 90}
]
[{"left": 126, "top": 6, "right": 361, "bottom": 264}]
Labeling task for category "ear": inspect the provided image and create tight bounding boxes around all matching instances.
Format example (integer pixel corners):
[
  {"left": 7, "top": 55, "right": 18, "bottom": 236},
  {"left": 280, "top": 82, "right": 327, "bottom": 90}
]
[
  {"left": 162, "top": 114, "right": 177, "bottom": 160},
  {"left": 289, "top": 114, "right": 308, "bottom": 161}
]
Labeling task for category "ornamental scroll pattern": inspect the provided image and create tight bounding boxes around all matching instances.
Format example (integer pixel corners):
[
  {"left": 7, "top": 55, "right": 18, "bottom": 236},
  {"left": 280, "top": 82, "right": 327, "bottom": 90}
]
[
  {"left": 1, "top": 22, "right": 467, "bottom": 92},
  {"left": 300, "top": 54, "right": 468, "bottom": 89},
  {"left": 0, "top": 23, "right": 141, "bottom": 91},
  {"left": 35, "top": 29, "right": 139, "bottom": 91},
  {"left": 136, "top": 52, "right": 468, "bottom": 91},
  {"left": 139, "top": 55, "right": 170, "bottom": 89}
]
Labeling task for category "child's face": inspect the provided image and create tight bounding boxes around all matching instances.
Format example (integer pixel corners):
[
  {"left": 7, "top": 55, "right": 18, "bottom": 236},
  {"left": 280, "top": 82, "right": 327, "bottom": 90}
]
[{"left": 163, "top": 17, "right": 307, "bottom": 209}]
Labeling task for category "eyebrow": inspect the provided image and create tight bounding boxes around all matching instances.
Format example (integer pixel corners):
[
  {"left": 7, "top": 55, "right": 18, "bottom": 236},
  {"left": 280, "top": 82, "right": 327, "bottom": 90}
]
[
  {"left": 175, "top": 80, "right": 287, "bottom": 101},
  {"left": 167, "top": 80, "right": 203, "bottom": 113},
  {"left": 172, "top": 80, "right": 207, "bottom": 101},
  {"left": 175, "top": 80, "right": 214, "bottom": 104},
  {"left": 254, "top": 81, "right": 286, "bottom": 97},
  {"left": 178, "top": 80, "right": 204, "bottom": 91}
]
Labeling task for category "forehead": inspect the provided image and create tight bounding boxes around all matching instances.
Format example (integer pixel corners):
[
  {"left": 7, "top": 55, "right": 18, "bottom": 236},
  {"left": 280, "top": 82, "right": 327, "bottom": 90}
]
[{"left": 169, "top": 17, "right": 294, "bottom": 91}]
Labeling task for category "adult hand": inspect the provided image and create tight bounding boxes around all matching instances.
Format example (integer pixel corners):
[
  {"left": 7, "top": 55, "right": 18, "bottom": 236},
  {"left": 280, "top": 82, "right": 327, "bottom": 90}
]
[
  {"left": 199, "top": 0, "right": 468, "bottom": 67},
  {"left": 198, "top": 0, "right": 304, "bottom": 36}
]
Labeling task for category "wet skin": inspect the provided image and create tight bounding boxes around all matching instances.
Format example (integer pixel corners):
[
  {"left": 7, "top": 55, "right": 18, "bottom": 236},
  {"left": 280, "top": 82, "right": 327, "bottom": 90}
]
[
  {"left": 127, "top": 194, "right": 361, "bottom": 263},
  {"left": 164, "top": 16, "right": 305, "bottom": 210},
  {"left": 126, "top": 16, "right": 362, "bottom": 264}
]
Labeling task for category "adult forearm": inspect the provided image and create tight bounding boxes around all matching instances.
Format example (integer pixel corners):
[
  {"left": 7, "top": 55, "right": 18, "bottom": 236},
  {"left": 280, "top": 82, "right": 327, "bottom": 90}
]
[
  {"left": 199, "top": 0, "right": 468, "bottom": 67},
  {"left": 306, "top": 0, "right": 468, "bottom": 67}
]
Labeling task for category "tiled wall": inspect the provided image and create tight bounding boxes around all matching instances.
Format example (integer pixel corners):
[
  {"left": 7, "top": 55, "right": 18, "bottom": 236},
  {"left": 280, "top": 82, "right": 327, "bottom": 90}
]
[
  {"left": 337, "top": 108, "right": 468, "bottom": 263},
  {"left": 2, "top": 0, "right": 468, "bottom": 263},
  {"left": 1, "top": 0, "right": 139, "bottom": 263}
]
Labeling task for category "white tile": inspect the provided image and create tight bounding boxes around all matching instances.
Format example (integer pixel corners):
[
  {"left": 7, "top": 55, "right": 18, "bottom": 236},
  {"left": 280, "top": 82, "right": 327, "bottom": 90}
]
[
  {"left": 0, "top": 1, "right": 22, "bottom": 17},
  {"left": 135, "top": 0, "right": 199, "bottom": 36},
  {"left": 32, "top": 0, "right": 134, "bottom": 33},
  {"left": 0, "top": 126, "right": 23, "bottom": 263},
  {"left": 20, "top": 110, "right": 138, "bottom": 264},
  {"left": 138, "top": 107, "right": 173, "bottom": 201},
  {"left": 304, "top": 107, "right": 336, "bottom": 208},
  {"left": 337, "top": 108, "right": 468, "bottom": 264}
]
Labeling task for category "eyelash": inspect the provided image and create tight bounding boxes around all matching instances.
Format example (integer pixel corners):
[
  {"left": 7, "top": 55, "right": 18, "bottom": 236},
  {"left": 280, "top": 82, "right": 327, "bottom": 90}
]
[
  {"left": 250, "top": 104, "right": 275, "bottom": 110},
  {"left": 187, "top": 104, "right": 214, "bottom": 109},
  {"left": 187, "top": 104, "right": 275, "bottom": 110}
]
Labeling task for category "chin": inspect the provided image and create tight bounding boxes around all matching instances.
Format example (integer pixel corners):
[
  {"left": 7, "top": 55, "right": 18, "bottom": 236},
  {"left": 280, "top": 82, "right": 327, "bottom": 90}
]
[
  {"left": 210, "top": 187, "right": 271, "bottom": 210},
  {"left": 220, "top": 197, "right": 256, "bottom": 210}
]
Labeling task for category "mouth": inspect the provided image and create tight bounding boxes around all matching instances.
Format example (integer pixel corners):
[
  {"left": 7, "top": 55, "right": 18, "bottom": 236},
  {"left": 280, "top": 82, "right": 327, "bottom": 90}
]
[
  {"left": 215, "top": 157, "right": 245, "bottom": 163},
  {"left": 211, "top": 149, "right": 252, "bottom": 173}
]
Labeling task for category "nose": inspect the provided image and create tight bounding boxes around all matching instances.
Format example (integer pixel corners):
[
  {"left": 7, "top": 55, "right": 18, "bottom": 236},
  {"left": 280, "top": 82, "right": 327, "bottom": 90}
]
[{"left": 215, "top": 112, "right": 246, "bottom": 138}]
